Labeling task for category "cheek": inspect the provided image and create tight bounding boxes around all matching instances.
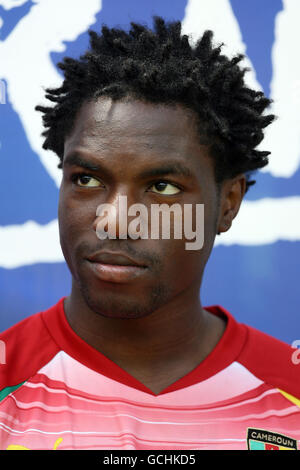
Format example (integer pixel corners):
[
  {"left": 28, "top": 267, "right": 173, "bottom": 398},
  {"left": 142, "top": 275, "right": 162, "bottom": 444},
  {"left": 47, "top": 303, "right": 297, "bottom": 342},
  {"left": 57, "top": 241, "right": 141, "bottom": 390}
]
[
  {"left": 58, "top": 192, "right": 76, "bottom": 270},
  {"left": 149, "top": 200, "right": 217, "bottom": 287},
  {"left": 166, "top": 205, "right": 217, "bottom": 286},
  {"left": 58, "top": 188, "right": 96, "bottom": 261},
  {"left": 157, "top": 239, "right": 203, "bottom": 292},
  {"left": 204, "top": 204, "right": 217, "bottom": 248}
]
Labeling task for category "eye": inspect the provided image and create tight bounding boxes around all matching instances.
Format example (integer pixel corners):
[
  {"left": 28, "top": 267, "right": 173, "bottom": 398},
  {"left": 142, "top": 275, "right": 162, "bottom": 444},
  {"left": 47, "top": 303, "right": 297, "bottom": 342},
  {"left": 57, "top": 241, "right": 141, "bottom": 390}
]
[
  {"left": 72, "top": 174, "right": 102, "bottom": 188},
  {"left": 149, "top": 181, "right": 181, "bottom": 195}
]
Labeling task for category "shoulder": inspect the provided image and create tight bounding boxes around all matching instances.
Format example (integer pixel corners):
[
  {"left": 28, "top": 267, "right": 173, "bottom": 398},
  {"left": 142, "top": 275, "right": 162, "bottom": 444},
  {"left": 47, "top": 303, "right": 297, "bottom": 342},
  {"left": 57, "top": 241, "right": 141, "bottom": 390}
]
[
  {"left": 236, "top": 322, "right": 300, "bottom": 399},
  {"left": 0, "top": 299, "right": 62, "bottom": 392}
]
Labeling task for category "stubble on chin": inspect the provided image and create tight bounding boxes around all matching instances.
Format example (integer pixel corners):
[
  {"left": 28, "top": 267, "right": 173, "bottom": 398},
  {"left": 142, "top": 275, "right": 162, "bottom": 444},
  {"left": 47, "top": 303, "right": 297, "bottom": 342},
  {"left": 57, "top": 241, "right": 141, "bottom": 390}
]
[{"left": 79, "top": 282, "right": 171, "bottom": 320}]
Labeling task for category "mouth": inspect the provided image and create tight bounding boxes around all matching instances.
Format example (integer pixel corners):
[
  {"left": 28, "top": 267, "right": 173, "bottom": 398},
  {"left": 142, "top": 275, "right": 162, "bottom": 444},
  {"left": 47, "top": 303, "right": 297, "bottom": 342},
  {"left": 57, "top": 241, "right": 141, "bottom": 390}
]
[{"left": 86, "top": 251, "right": 147, "bottom": 284}]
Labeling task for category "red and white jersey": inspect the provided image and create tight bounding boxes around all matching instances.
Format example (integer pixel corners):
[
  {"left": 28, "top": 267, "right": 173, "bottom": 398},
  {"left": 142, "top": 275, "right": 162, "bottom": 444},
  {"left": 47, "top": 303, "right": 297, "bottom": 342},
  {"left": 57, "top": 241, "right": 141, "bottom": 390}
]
[{"left": 0, "top": 297, "right": 299, "bottom": 450}]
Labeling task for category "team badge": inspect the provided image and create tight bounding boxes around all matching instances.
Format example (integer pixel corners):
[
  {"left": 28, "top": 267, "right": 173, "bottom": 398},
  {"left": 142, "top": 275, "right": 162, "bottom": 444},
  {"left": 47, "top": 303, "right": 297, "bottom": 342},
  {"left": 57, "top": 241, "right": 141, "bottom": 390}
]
[{"left": 247, "top": 428, "right": 297, "bottom": 450}]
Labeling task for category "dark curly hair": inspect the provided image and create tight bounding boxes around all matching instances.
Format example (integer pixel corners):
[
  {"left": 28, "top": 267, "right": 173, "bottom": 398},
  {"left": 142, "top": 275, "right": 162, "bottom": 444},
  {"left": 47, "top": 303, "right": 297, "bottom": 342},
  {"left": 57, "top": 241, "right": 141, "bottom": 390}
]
[{"left": 35, "top": 16, "right": 275, "bottom": 192}]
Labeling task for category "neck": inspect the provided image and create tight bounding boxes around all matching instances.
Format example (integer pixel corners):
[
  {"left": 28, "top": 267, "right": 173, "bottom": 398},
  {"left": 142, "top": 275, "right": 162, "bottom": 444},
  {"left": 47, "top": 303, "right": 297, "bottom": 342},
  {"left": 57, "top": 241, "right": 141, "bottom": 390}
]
[{"left": 64, "top": 280, "right": 226, "bottom": 393}]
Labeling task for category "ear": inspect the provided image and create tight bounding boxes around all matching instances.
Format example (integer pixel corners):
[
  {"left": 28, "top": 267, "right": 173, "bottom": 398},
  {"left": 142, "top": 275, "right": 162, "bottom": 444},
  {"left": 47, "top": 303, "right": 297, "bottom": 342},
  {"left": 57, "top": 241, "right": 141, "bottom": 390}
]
[{"left": 216, "top": 174, "right": 247, "bottom": 235}]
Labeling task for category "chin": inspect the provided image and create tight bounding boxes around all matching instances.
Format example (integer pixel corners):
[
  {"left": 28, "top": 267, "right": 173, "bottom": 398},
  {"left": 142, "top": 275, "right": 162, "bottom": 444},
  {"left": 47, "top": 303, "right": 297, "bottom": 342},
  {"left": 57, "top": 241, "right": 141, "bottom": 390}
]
[{"left": 80, "top": 283, "right": 170, "bottom": 320}]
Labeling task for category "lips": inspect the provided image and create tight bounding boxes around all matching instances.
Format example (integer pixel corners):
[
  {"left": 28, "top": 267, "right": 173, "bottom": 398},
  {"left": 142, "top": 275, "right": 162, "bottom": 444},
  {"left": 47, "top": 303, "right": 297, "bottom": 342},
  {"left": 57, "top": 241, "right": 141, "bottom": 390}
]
[
  {"left": 87, "top": 251, "right": 146, "bottom": 267},
  {"left": 86, "top": 251, "right": 147, "bottom": 283}
]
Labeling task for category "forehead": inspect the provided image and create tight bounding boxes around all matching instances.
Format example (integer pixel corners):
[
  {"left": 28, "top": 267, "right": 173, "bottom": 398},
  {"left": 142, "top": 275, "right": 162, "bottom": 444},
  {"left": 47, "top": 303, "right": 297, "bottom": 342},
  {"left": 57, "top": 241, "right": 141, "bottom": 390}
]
[{"left": 63, "top": 96, "right": 213, "bottom": 175}]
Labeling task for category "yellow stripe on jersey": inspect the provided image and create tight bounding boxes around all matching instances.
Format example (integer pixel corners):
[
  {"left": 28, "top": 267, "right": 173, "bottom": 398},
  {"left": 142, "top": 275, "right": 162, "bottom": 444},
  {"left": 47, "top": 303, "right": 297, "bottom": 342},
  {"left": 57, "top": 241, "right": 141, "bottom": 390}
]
[{"left": 278, "top": 389, "right": 300, "bottom": 408}]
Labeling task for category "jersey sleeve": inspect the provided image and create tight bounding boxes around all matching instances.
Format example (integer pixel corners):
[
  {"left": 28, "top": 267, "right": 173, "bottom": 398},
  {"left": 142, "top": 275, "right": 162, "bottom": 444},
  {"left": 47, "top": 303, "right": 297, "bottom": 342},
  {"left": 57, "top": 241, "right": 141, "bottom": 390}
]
[
  {"left": 237, "top": 323, "right": 300, "bottom": 401},
  {"left": 0, "top": 305, "right": 60, "bottom": 399}
]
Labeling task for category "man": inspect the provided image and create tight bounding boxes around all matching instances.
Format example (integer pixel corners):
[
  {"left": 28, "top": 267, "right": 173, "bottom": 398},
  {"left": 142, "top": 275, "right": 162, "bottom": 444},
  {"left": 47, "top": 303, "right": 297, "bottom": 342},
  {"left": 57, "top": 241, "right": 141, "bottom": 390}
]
[{"left": 0, "top": 17, "right": 299, "bottom": 451}]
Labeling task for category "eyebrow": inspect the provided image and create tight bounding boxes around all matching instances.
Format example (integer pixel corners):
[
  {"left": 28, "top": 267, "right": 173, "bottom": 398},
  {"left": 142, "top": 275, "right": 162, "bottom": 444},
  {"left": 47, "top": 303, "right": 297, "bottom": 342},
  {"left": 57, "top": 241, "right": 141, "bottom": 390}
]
[
  {"left": 139, "top": 164, "right": 194, "bottom": 180},
  {"left": 63, "top": 153, "right": 102, "bottom": 172},
  {"left": 63, "top": 152, "right": 194, "bottom": 180}
]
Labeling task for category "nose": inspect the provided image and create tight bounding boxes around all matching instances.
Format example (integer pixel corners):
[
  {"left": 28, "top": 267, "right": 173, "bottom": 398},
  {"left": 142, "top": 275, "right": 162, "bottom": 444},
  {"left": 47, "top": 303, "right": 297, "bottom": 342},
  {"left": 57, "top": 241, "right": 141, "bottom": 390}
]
[
  {"left": 93, "top": 180, "right": 150, "bottom": 241},
  {"left": 93, "top": 192, "right": 128, "bottom": 240}
]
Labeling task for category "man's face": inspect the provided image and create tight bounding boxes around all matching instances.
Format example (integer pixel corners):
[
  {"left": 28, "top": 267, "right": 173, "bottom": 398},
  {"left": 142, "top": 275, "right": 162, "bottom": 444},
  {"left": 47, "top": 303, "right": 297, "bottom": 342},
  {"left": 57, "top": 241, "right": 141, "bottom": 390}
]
[{"left": 59, "top": 97, "right": 221, "bottom": 319}]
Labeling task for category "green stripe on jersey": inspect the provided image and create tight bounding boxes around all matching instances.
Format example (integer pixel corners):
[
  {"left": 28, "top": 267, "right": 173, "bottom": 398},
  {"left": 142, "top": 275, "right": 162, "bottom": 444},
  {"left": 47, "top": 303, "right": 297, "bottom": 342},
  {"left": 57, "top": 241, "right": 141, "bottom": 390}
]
[{"left": 0, "top": 382, "right": 25, "bottom": 402}]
